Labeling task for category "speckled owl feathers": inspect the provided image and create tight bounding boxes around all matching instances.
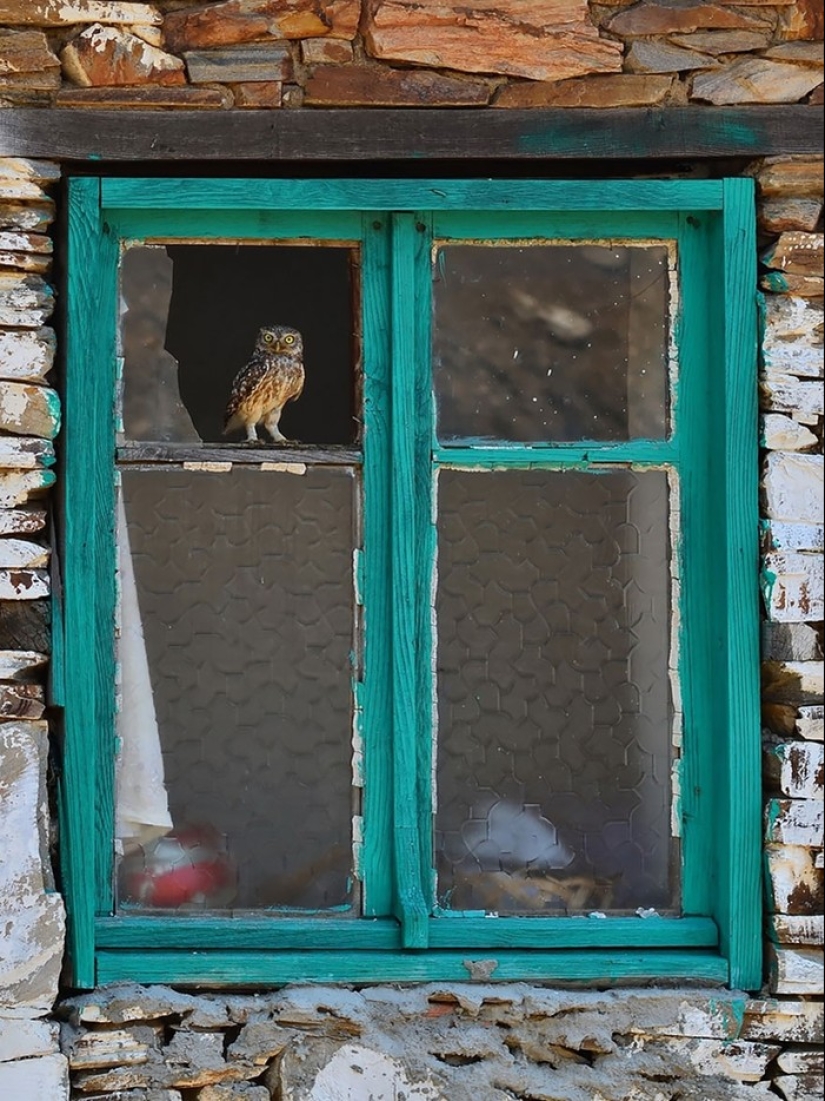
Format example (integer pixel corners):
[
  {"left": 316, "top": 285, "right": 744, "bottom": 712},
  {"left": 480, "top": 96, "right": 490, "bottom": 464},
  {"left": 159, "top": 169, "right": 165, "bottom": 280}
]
[{"left": 223, "top": 325, "right": 305, "bottom": 444}]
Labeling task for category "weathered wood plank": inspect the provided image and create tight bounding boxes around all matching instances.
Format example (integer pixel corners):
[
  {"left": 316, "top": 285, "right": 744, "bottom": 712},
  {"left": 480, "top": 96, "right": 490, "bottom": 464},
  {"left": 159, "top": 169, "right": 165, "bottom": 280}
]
[
  {"left": 117, "top": 444, "right": 360, "bottom": 465},
  {"left": 0, "top": 107, "right": 821, "bottom": 161}
]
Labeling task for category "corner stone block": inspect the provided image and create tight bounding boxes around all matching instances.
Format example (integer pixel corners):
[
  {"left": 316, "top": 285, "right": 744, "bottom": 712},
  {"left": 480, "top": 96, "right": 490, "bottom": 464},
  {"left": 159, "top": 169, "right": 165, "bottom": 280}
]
[
  {"left": 0, "top": 1018, "right": 59, "bottom": 1062},
  {"left": 0, "top": 722, "right": 66, "bottom": 1015}
]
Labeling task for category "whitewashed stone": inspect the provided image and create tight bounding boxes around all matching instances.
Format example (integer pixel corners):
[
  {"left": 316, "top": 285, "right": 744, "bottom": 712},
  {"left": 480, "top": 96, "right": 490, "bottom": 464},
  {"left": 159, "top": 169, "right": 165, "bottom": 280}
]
[
  {"left": 762, "top": 520, "right": 824, "bottom": 553},
  {"left": 0, "top": 540, "right": 49, "bottom": 569},
  {"left": 0, "top": 437, "right": 55, "bottom": 468},
  {"left": 0, "top": 469, "right": 56, "bottom": 508},
  {"left": 0, "top": 328, "right": 56, "bottom": 382},
  {"left": 765, "top": 844, "right": 824, "bottom": 914},
  {"left": 766, "top": 797, "right": 824, "bottom": 848},
  {"left": 0, "top": 273, "right": 54, "bottom": 327},
  {"left": 0, "top": 159, "right": 60, "bottom": 184},
  {"left": 0, "top": 1053, "right": 68, "bottom": 1100},
  {"left": 770, "top": 914, "right": 824, "bottom": 946},
  {"left": 762, "top": 295, "right": 824, "bottom": 378},
  {"left": 0, "top": 201, "right": 55, "bottom": 233},
  {"left": 762, "top": 452, "right": 824, "bottom": 523},
  {"left": 761, "top": 414, "right": 818, "bottom": 451},
  {"left": 0, "top": 1, "right": 160, "bottom": 26},
  {"left": 774, "top": 1073, "right": 825, "bottom": 1101},
  {"left": 0, "top": 722, "right": 65, "bottom": 1013},
  {"left": 761, "top": 371, "right": 825, "bottom": 419},
  {"left": 762, "top": 551, "right": 824, "bottom": 622},
  {"left": 743, "top": 998, "right": 824, "bottom": 1044},
  {"left": 782, "top": 661, "right": 825, "bottom": 700},
  {"left": 0, "top": 566, "right": 49, "bottom": 598},
  {"left": 766, "top": 740, "right": 825, "bottom": 799},
  {"left": 797, "top": 704, "right": 824, "bottom": 741},
  {"left": 288, "top": 1043, "right": 446, "bottom": 1101},
  {"left": 0, "top": 509, "right": 47, "bottom": 535},
  {"left": 0, "top": 381, "right": 60, "bottom": 438},
  {"left": 0, "top": 650, "right": 47, "bottom": 680},
  {"left": 0, "top": 180, "right": 52, "bottom": 203},
  {"left": 762, "top": 622, "right": 823, "bottom": 662},
  {"left": 0, "top": 1018, "right": 59, "bottom": 1062},
  {"left": 769, "top": 945, "right": 825, "bottom": 996},
  {"left": 67, "top": 1027, "right": 152, "bottom": 1069},
  {"left": 0, "top": 231, "right": 52, "bottom": 255}
]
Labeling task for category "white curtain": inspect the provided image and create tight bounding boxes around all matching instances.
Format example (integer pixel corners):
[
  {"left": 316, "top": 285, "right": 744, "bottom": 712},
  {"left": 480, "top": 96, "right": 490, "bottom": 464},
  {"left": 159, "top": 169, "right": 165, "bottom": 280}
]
[{"left": 115, "top": 490, "right": 173, "bottom": 849}]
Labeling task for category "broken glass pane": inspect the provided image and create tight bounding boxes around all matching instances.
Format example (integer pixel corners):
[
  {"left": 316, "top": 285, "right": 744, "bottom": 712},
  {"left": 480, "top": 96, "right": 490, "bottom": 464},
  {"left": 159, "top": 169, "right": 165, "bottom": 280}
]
[
  {"left": 433, "top": 244, "right": 670, "bottom": 443},
  {"left": 119, "top": 243, "right": 358, "bottom": 445},
  {"left": 116, "top": 466, "right": 357, "bottom": 912},
  {"left": 435, "top": 468, "right": 675, "bottom": 913}
]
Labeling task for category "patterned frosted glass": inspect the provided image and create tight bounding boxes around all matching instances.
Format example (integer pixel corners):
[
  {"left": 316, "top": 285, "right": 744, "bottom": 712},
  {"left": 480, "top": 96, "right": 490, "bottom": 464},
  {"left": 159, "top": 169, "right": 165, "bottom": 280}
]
[
  {"left": 433, "top": 244, "right": 669, "bottom": 442},
  {"left": 435, "top": 469, "right": 675, "bottom": 914},
  {"left": 116, "top": 466, "right": 356, "bottom": 911}
]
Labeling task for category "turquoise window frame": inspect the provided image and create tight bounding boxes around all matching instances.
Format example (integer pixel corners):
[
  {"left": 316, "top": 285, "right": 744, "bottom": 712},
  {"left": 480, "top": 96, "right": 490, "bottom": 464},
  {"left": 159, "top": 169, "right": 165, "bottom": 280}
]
[{"left": 61, "top": 177, "right": 760, "bottom": 990}]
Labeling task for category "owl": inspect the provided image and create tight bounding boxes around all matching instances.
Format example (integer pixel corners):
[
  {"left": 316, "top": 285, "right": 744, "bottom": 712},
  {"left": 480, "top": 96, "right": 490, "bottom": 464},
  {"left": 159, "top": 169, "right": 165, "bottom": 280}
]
[{"left": 223, "top": 325, "right": 305, "bottom": 443}]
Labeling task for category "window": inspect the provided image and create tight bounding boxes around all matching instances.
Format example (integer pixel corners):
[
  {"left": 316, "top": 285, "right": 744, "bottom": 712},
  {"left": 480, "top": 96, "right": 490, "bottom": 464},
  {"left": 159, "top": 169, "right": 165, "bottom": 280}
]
[{"left": 61, "top": 178, "right": 760, "bottom": 989}]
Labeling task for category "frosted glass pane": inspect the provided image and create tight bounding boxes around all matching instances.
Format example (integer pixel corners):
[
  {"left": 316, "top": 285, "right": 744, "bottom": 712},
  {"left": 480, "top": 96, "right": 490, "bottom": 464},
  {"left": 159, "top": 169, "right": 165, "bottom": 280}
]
[
  {"left": 433, "top": 244, "right": 669, "bottom": 442},
  {"left": 116, "top": 466, "right": 356, "bottom": 912},
  {"left": 435, "top": 469, "right": 675, "bottom": 914}
]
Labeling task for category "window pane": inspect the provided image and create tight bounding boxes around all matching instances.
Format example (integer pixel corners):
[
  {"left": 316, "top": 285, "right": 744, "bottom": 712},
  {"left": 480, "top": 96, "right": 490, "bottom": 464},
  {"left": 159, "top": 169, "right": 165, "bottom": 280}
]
[
  {"left": 116, "top": 466, "right": 357, "bottom": 912},
  {"left": 433, "top": 244, "right": 670, "bottom": 443},
  {"left": 119, "top": 243, "right": 359, "bottom": 445},
  {"left": 435, "top": 469, "right": 675, "bottom": 914}
]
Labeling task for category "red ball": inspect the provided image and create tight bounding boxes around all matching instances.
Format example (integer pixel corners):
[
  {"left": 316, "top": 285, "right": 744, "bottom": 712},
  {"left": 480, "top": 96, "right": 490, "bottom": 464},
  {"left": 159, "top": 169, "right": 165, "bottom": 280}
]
[{"left": 121, "top": 824, "right": 236, "bottom": 909}]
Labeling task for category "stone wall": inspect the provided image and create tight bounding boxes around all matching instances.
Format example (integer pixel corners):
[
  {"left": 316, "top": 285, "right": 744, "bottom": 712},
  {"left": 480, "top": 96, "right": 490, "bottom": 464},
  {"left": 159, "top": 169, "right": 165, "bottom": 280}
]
[
  {"left": 1, "top": 2, "right": 823, "bottom": 1100},
  {"left": 0, "top": 0, "right": 821, "bottom": 110}
]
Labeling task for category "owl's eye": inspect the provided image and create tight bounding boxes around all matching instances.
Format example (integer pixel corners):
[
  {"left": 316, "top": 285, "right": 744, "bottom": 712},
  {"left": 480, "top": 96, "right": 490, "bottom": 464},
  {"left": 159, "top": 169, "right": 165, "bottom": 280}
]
[
  {"left": 263, "top": 332, "right": 275, "bottom": 344},
  {"left": 283, "top": 334, "right": 295, "bottom": 345}
]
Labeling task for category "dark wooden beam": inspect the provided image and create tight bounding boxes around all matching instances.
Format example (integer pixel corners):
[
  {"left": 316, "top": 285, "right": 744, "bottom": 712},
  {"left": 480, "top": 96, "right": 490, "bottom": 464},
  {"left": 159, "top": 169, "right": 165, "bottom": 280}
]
[{"left": 1, "top": 107, "right": 821, "bottom": 163}]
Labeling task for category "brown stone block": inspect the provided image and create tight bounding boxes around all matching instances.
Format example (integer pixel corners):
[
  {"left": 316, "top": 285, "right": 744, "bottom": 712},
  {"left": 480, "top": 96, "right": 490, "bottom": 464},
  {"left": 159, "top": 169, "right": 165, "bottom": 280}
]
[
  {"left": 183, "top": 43, "right": 293, "bottom": 83},
  {"left": 55, "top": 85, "right": 233, "bottom": 108},
  {"left": 625, "top": 40, "right": 719, "bottom": 72},
  {"left": 231, "top": 81, "right": 283, "bottom": 106},
  {"left": 0, "top": 69, "right": 62, "bottom": 92},
  {"left": 761, "top": 272, "right": 824, "bottom": 297},
  {"left": 0, "top": 30, "right": 61, "bottom": 75},
  {"left": 667, "top": 29, "right": 771, "bottom": 54},
  {"left": 755, "top": 156, "right": 825, "bottom": 200},
  {"left": 365, "top": 1, "right": 622, "bottom": 83},
  {"left": 301, "top": 37, "right": 354, "bottom": 64},
  {"left": 305, "top": 64, "right": 491, "bottom": 106},
  {"left": 692, "top": 58, "right": 824, "bottom": 104},
  {"left": 495, "top": 73, "right": 673, "bottom": 108},
  {"left": 163, "top": 1, "right": 358, "bottom": 52},
  {"left": 61, "top": 25, "right": 186, "bottom": 87},
  {"left": 608, "top": 2, "right": 772, "bottom": 37},
  {"left": 778, "top": 0, "right": 824, "bottom": 43},
  {"left": 762, "top": 231, "right": 825, "bottom": 276},
  {"left": 758, "top": 198, "right": 824, "bottom": 234},
  {"left": 764, "top": 41, "right": 825, "bottom": 66}
]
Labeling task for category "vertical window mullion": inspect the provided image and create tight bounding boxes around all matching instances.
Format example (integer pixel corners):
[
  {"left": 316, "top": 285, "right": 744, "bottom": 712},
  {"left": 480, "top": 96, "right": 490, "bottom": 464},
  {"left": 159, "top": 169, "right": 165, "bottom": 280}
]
[{"left": 389, "top": 212, "right": 429, "bottom": 946}]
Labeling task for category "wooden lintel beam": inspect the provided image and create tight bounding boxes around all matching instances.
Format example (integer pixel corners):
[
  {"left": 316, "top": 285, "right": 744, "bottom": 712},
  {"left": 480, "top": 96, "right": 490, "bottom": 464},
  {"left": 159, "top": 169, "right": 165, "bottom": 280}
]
[{"left": 0, "top": 107, "right": 822, "bottom": 163}]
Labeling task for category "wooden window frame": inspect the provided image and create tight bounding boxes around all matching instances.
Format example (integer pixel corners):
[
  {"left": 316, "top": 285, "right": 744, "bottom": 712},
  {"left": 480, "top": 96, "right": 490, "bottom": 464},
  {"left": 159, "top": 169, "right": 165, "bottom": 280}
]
[{"left": 60, "top": 177, "right": 760, "bottom": 989}]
